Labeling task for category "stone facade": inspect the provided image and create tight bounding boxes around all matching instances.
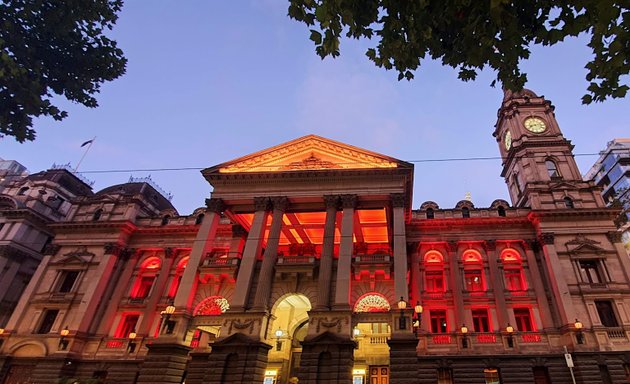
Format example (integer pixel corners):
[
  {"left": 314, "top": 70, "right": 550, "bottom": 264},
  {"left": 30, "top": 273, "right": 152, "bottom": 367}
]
[{"left": 1, "top": 90, "right": 630, "bottom": 384}]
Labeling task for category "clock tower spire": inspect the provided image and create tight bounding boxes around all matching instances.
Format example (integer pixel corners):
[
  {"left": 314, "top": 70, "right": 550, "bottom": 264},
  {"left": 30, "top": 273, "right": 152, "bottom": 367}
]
[{"left": 493, "top": 88, "right": 605, "bottom": 209}]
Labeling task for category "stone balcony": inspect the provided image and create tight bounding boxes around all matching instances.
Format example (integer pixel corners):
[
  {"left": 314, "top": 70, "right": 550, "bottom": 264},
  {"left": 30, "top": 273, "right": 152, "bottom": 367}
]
[
  {"left": 275, "top": 254, "right": 318, "bottom": 278},
  {"left": 352, "top": 253, "right": 392, "bottom": 280},
  {"left": 198, "top": 252, "right": 241, "bottom": 281}
]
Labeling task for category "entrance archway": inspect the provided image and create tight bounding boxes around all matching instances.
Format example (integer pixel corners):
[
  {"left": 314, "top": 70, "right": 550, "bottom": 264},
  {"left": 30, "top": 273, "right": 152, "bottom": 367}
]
[{"left": 267, "top": 294, "right": 311, "bottom": 384}]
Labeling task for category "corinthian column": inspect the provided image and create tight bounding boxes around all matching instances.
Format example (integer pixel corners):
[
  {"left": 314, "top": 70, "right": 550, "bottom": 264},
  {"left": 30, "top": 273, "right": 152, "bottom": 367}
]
[
  {"left": 334, "top": 194, "right": 356, "bottom": 309},
  {"left": 252, "top": 196, "right": 289, "bottom": 310},
  {"left": 316, "top": 195, "right": 339, "bottom": 309},
  {"left": 391, "top": 193, "right": 409, "bottom": 301}
]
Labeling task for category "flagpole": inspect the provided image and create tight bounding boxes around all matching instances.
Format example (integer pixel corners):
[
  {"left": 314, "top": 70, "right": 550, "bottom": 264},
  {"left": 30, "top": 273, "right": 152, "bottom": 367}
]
[{"left": 75, "top": 136, "right": 96, "bottom": 172}]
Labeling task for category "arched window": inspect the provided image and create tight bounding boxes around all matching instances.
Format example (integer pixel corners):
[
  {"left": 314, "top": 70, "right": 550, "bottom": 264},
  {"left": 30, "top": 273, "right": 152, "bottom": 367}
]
[
  {"left": 194, "top": 296, "right": 230, "bottom": 315},
  {"left": 463, "top": 250, "right": 484, "bottom": 292},
  {"left": 195, "top": 213, "right": 205, "bottom": 225},
  {"left": 17, "top": 187, "right": 29, "bottom": 196},
  {"left": 546, "top": 159, "right": 560, "bottom": 178},
  {"left": 354, "top": 293, "right": 391, "bottom": 313},
  {"left": 167, "top": 256, "right": 189, "bottom": 298},
  {"left": 497, "top": 206, "right": 506, "bottom": 217},
  {"left": 130, "top": 256, "right": 161, "bottom": 299},
  {"left": 424, "top": 251, "right": 445, "bottom": 293},
  {"left": 92, "top": 208, "right": 103, "bottom": 221},
  {"left": 564, "top": 197, "right": 574, "bottom": 208},
  {"left": 462, "top": 207, "right": 470, "bottom": 218},
  {"left": 501, "top": 249, "right": 527, "bottom": 291},
  {"left": 426, "top": 208, "right": 434, "bottom": 219}
]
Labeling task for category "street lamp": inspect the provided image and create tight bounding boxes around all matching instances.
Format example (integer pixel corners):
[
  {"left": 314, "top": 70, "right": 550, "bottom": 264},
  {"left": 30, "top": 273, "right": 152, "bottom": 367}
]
[
  {"left": 161, "top": 302, "right": 176, "bottom": 334},
  {"left": 413, "top": 301, "right": 423, "bottom": 335},
  {"left": 127, "top": 330, "right": 137, "bottom": 353},
  {"left": 275, "top": 328, "right": 284, "bottom": 351},
  {"left": 352, "top": 326, "right": 361, "bottom": 339},
  {"left": 574, "top": 319, "right": 584, "bottom": 344},
  {"left": 460, "top": 324, "right": 469, "bottom": 349},
  {"left": 506, "top": 324, "right": 514, "bottom": 348},
  {"left": 58, "top": 326, "right": 70, "bottom": 350},
  {"left": 397, "top": 297, "right": 407, "bottom": 330}
]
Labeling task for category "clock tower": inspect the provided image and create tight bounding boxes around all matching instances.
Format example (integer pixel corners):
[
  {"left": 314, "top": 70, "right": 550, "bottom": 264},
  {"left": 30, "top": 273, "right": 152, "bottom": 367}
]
[{"left": 493, "top": 88, "right": 605, "bottom": 209}]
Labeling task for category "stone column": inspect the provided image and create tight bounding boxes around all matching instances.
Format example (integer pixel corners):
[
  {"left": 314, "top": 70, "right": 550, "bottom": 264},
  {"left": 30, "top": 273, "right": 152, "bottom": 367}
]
[
  {"left": 6, "top": 244, "right": 59, "bottom": 331},
  {"left": 447, "top": 241, "right": 465, "bottom": 327},
  {"left": 174, "top": 198, "right": 223, "bottom": 311},
  {"left": 96, "top": 248, "right": 139, "bottom": 335},
  {"left": 485, "top": 240, "right": 508, "bottom": 328},
  {"left": 232, "top": 197, "right": 271, "bottom": 311},
  {"left": 334, "top": 194, "right": 357, "bottom": 310},
  {"left": 538, "top": 232, "right": 575, "bottom": 325},
  {"left": 409, "top": 244, "right": 420, "bottom": 303},
  {"left": 138, "top": 248, "right": 176, "bottom": 334},
  {"left": 392, "top": 193, "right": 409, "bottom": 301},
  {"left": 253, "top": 196, "right": 288, "bottom": 310},
  {"left": 316, "top": 195, "right": 339, "bottom": 309},
  {"left": 523, "top": 240, "right": 554, "bottom": 330},
  {"left": 229, "top": 225, "right": 247, "bottom": 258}
]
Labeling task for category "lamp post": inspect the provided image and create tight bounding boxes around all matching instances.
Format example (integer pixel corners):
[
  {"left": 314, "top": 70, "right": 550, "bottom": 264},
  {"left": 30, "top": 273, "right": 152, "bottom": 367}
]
[
  {"left": 506, "top": 324, "right": 514, "bottom": 348},
  {"left": 352, "top": 326, "right": 361, "bottom": 339},
  {"left": 275, "top": 328, "right": 284, "bottom": 351},
  {"left": 127, "top": 330, "right": 137, "bottom": 353},
  {"left": 460, "top": 324, "right": 469, "bottom": 349},
  {"left": 58, "top": 326, "right": 70, "bottom": 350},
  {"left": 574, "top": 319, "right": 584, "bottom": 344},
  {"left": 160, "top": 302, "right": 176, "bottom": 334},
  {"left": 413, "top": 301, "right": 423, "bottom": 336},
  {"left": 397, "top": 297, "right": 407, "bottom": 330}
]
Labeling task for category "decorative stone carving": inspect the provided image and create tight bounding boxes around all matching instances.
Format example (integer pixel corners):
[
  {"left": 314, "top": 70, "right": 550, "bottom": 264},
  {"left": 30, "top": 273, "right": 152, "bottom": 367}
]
[
  {"left": 120, "top": 247, "right": 137, "bottom": 261},
  {"left": 340, "top": 194, "right": 357, "bottom": 209},
  {"left": 103, "top": 243, "right": 122, "bottom": 256},
  {"left": 538, "top": 233, "right": 555, "bottom": 245},
  {"left": 42, "top": 243, "right": 61, "bottom": 256},
  {"left": 254, "top": 197, "right": 271, "bottom": 212},
  {"left": 271, "top": 196, "right": 289, "bottom": 212},
  {"left": 483, "top": 240, "right": 497, "bottom": 252},
  {"left": 607, "top": 231, "right": 623, "bottom": 244},
  {"left": 446, "top": 241, "right": 459, "bottom": 253},
  {"left": 164, "top": 247, "right": 174, "bottom": 258},
  {"left": 205, "top": 198, "right": 225, "bottom": 213},
  {"left": 390, "top": 193, "right": 406, "bottom": 208}
]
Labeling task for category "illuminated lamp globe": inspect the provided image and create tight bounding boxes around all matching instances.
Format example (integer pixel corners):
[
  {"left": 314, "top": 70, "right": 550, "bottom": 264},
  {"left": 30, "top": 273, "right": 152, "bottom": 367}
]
[
  {"left": 460, "top": 324, "right": 468, "bottom": 334},
  {"left": 574, "top": 319, "right": 583, "bottom": 330},
  {"left": 506, "top": 324, "right": 514, "bottom": 333},
  {"left": 128, "top": 330, "right": 137, "bottom": 340},
  {"left": 397, "top": 297, "right": 407, "bottom": 310},
  {"left": 60, "top": 326, "right": 69, "bottom": 337}
]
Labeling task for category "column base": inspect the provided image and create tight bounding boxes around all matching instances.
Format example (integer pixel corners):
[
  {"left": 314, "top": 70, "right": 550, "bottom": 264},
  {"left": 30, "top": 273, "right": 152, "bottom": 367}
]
[
  {"left": 203, "top": 333, "right": 271, "bottom": 384},
  {"left": 136, "top": 343, "right": 191, "bottom": 383},
  {"left": 298, "top": 332, "right": 357, "bottom": 384}
]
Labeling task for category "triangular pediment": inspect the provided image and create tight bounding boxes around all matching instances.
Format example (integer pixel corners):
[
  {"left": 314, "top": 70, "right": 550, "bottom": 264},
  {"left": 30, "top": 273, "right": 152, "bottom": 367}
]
[
  {"left": 565, "top": 234, "right": 606, "bottom": 254},
  {"left": 205, "top": 135, "right": 410, "bottom": 174},
  {"left": 51, "top": 246, "right": 94, "bottom": 265}
]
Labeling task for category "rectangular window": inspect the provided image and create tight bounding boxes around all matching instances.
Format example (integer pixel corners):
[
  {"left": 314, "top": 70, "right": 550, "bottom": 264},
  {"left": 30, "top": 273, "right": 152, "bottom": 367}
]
[
  {"left": 513, "top": 308, "right": 533, "bottom": 331},
  {"left": 437, "top": 368, "right": 453, "bottom": 384},
  {"left": 595, "top": 301, "right": 619, "bottom": 327},
  {"left": 115, "top": 314, "right": 139, "bottom": 338},
  {"left": 37, "top": 309, "right": 59, "bottom": 334},
  {"left": 57, "top": 271, "right": 80, "bottom": 293},
  {"left": 579, "top": 260, "right": 603, "bottom": 284},
  {"left": 134, "top": 276, "right": 155, "bottom": 298},
  {"left": 465, "top": 270, "right": 484, "bottom": 291},
  {"left": 484, "top": 368, "right": 501, "bottom": 384},
  {"left": 472, "top": 309, "right": 490, "bottom": 332},
  {"left": 426, "top": 270, "right": 444, "bottom": 292},
  {"left": 430, "top": 310, "right": 448, "bottom": 333},
  {"left": 504, "top": 269, "right": 524, "bottom": 291},
  {"left": 532, "top": 367, "right": 551, "bottom": 384}
]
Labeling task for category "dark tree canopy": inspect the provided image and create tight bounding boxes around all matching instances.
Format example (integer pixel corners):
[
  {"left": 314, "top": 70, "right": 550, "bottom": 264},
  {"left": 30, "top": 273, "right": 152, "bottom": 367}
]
[
  {"left": 0, "top": 0, "right": 127, "bottom": 142},
  {"left": 288, "top": 0, "right": 629, "bottom": 104}
]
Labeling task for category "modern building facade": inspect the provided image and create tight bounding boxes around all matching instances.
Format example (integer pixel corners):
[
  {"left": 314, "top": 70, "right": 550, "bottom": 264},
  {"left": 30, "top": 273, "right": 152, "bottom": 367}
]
[
  {"left": 586, "top": 138, "right": 630, "bottom": 252},
  {"left": 1, "top": 89, "right": 630, "bottom": 384}
]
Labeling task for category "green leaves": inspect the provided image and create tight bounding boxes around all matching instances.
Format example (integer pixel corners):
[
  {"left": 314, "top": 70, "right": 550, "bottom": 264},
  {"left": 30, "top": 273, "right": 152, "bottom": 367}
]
[
  {"left": 0, "top": 0, "right": 127, "bottom": 142},
  {"left": 288, "top": 0, "right": 630, "bottom": 105}
]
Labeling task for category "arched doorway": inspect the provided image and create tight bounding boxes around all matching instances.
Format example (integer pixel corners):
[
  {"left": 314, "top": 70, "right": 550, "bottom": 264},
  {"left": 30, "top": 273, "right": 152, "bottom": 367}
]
[{"left": 266, "top": 294, "right": 311, "bottom": 384}]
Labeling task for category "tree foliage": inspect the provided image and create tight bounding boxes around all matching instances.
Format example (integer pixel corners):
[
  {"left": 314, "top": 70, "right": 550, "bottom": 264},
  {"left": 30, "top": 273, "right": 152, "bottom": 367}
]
[
  {"left": 0, "top": 0, "right": 126, "bottom": 142},
  {"left": 288, "top": 0, "right": 629, "bottom": 104}
]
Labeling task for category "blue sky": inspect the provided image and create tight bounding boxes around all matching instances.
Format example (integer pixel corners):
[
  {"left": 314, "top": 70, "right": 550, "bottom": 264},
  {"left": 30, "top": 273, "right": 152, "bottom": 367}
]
[{"left": 2, "top": 1, "right": 628, "bottom": 215}]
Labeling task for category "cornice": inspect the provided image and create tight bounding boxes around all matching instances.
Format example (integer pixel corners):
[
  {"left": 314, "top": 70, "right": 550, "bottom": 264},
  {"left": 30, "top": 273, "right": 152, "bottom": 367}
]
[
  {"left": 49, "top": 220, "right": 138, "bottom": 234},
  {"left": 410, "top": 216, "right": 531, "bottom": 229},
  {"left": 527, "top": 209, "right": 618, "bottom": 223}
]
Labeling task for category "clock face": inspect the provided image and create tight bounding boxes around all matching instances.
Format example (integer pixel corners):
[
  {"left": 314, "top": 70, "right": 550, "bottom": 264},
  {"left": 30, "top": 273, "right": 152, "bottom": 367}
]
[
  {"left": 504, "top": 131, "right": 512, "bottom": 150},
  {"left": 524, "top": 117, "right": 547, "bottom": 133}
]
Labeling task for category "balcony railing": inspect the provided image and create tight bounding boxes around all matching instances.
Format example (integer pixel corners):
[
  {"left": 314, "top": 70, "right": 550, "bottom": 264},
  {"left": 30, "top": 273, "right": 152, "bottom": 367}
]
[{"left": 606, "top": 328, "right": 627, "bottom": 339}]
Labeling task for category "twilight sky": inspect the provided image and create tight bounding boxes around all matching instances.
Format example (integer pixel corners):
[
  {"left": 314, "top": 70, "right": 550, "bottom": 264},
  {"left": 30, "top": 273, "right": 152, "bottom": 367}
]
[{"left": 2, "top": 2, "right": 628, "bottom": 215}]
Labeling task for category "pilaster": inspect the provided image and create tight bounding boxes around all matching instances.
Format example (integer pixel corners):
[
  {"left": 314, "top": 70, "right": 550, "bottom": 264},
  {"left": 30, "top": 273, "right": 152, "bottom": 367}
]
[
  {"left": 334, "top": 194, "right": 357, "bottom": 310},
  {"left": 316, "top": 195, "right": 339, "bottom": 309},
  {"left": 392, "top": 193, "right": 409, "bottom": 301},
  {"left": 484, "top": 240, "right": 508, "bottom": 328},
  {"left": 538, "top": 232, "right": 575, "bottom": 325}
]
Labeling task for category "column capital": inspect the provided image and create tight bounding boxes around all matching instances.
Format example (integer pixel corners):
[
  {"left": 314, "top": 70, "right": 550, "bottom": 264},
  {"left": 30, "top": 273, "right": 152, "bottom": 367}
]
[
  {"left": 538, "top": 232, "right": 555, "bottom": 245},
  {"left": 232, "top": 224, "right": 247, "bottom": 238},
  {"left": 42, "top": 243, "right": 61, "bottom": 256},
  {"left": 164, "top": 247, "right": 175, "bottom": 259},
  {"left": 390, "top": 193, "right": 406, "bottom": 208},
  {"left": 607, "top": 231, "right": 623, "bottom": 244},
  {"left": 340, "top": 194, "right": 357, "bottom": 209},
  {"left": 271, "top": 196, "right": 289, "bottom": 212},
  {"left": 446, "top": 241, "right": 459, "bottom": 253},
  {"left": 254, "top": 197, "right": 271, "bottom": 211},
  {"left": 522, "top": 239, "right": 539, "bottom": 252},
  {"left": 483, "top": 240, "right": 497, "bottom": 251},
  {"left": 103, "top": 243, "right": 123, "bottom": 256},
  {"left": 120, "top": 247, "right": 138, "bottom": 261},
  {"left": 323, "top": 195, "right": 340, "bottom": 210},
  {"left": 205, "top": 198, "right": 225, "bottom": 213}
]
